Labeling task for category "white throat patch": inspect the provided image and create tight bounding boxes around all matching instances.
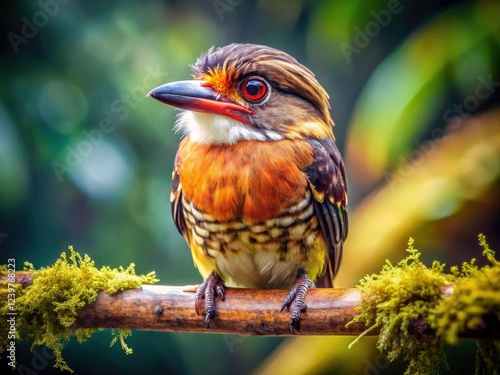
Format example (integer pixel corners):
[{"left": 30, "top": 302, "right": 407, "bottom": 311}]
[{"left": 174, "top": 111, "right": 283, "bottom": 145}]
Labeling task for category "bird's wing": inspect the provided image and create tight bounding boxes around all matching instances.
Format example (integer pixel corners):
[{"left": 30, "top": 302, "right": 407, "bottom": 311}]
[
  {"left": 305, "top": 138, "right": 348, "bottom": 288},
  {"left": 171, "top": 157, "right": 187, "bottom": 237}
]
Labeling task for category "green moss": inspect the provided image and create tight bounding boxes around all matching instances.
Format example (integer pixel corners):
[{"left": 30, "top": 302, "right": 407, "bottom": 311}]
[
  {"left": 0, "top": 246, "right": 159, "bottom": 372},
  {"left": 349, "top": 234, "right": 500, "bottom": 375},
  {"left": 476, "top": 341, "right": 500, "bottom": 375},
  {"left": 432, "top": 235, "right": 500, "bottom": 345},
  {"left": 23, "top": 261, "right": 35, "bottom": 271}
]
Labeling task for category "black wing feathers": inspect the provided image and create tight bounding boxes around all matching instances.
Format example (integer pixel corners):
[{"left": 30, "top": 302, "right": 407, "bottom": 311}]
[
  {"left": 171, "top": 167, "right": 186, "bottom": 236},
  {"left": 305, "top": 138, "right": 348, "bottom": 288}
]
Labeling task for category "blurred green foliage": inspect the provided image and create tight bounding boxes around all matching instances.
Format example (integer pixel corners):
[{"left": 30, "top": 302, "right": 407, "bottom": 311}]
[{"left": 1, "top": 0, "right": 499, "bottom": 374}]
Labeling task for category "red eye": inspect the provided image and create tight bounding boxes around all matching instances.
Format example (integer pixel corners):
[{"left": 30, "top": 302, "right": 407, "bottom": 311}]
[{"left": 240, "top": 78, "right": 268, "bottom": 102}]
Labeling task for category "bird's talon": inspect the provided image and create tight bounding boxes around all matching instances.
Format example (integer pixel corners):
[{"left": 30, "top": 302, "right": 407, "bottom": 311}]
[
  {"left": 195, "top": 298, "right": 202, "bottom": 316},
  {"left": 205, "top": 308, "right": 215, "bottom": 327},
  {"left": 194, "top": 272, "right": 225, "bottom": 326},
  {"left": 279, "top": 304, "right": 287, "bottom": 313},
  {"left": 280, "top": 287, "right": 297, "bottom": 312},
  {"left": 290, "top": 318, "right": 300, "bottom": 334},
  {"left": 282, "top": 271, "right": 313, "bottom": 333},
  {"left": 215, "top": 284, "right": 225, "bottom": 301}
]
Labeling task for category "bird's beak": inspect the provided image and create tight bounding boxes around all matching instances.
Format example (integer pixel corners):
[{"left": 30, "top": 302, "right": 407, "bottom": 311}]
[{"left": 147, "top": 80, "right": 254, "bottom": 124}]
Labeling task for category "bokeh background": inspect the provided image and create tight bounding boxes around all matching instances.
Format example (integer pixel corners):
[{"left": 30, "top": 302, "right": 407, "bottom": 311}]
[{"left": 1, "top": 0, "right": 499, "bottom": 374}]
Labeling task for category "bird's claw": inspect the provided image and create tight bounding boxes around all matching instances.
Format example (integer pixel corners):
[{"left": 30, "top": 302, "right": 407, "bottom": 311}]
[
  {"left": 194, "top": 272, "right": 225, "bottom": 327},
  {"left": 281, "top": 271, "right": 314, "bottom": 333}
]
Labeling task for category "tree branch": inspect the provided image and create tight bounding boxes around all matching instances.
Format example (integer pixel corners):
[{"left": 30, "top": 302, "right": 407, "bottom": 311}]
[
  {"left": 3, "top": 272, "right": 499, "bottom": 338},
  {"left": 75, "top": 284, "right": 363, "bottom": 335}
]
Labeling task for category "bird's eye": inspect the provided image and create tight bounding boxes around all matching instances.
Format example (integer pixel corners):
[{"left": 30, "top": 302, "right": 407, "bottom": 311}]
[{"left": 239, "top": 78, "right": 269, "bottom": 103}]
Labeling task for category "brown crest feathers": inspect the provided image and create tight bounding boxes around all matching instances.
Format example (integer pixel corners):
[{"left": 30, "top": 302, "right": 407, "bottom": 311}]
[{"left": 192, "top": 43, "right": 333, "bottom": 128}]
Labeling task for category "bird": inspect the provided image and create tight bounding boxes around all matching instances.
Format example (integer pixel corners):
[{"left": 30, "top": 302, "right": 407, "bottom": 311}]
[{"left": 148, "top": 43, "right": 348, "bottom": 332}]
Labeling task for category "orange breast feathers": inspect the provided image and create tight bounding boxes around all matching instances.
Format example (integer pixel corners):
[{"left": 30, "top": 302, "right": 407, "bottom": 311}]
[{"left": 175, "top": 139, "right": 315, "bottom": 223}]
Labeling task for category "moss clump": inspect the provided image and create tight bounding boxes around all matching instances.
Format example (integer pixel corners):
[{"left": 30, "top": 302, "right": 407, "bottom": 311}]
[
  {"left": 432, "top": 235, "right": 500, "bottom": 345},
  {"left": 349, "top": 234, "right": 500, "bottom": 375},
  {"left": 0, "top": 246, "right": 159, "bottom": 372}
]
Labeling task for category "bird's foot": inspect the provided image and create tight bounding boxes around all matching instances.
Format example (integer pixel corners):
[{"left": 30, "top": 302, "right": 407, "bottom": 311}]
[
  {"left": 194, "top": 272, "right": 225, "bottom": 327},
  {"left": 280, "top": 270, "right": 314, "bottom": 333}
]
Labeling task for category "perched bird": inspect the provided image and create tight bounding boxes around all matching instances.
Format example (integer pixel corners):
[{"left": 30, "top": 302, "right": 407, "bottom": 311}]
[{"left": 148, "top": 43, "right": 348, "bottom": 332}]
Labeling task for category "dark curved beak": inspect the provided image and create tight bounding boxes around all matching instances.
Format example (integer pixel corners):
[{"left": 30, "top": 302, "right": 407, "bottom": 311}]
[{"left": 147, "top": 80, "right": 254, "bottom": 124}]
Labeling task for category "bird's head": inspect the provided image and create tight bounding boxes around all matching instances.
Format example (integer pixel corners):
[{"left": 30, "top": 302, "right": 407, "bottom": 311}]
[{"left": 148, "top": 43, "right": 334, "bottom": 144}]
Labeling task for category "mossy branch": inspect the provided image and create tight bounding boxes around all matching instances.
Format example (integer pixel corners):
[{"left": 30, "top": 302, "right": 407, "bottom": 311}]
[
  {"left": 0, "top": 248, "right": 158, "bottom": 372},
  {"left": 1, "top": 235, "right": 499, "bottom": 374},
  {"left": 1, "top": 276, "right": 499, "bottom": 338}
]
